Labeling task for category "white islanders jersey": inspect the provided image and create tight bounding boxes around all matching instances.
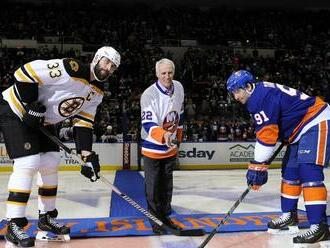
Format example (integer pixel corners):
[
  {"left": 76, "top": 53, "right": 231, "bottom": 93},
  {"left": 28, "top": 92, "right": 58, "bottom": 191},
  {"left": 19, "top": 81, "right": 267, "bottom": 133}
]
[{"left": 140, "top": 80, "right": 184, "bottom": 159}]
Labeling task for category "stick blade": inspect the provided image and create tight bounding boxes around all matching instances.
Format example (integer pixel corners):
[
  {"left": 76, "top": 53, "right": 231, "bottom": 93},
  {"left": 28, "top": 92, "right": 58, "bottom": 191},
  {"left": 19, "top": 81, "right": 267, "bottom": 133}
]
[
  {"left": 179, "top": 228, "right": 206, "bottom": 236},
  {"left": 162, "top": 224, "right": 205, "bottom": 236}
]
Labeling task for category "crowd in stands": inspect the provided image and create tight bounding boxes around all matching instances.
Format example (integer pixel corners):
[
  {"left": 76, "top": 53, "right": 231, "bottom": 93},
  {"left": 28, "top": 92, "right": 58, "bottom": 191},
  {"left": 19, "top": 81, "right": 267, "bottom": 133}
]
[{"left": 1, "top": 2, "right": 330, "bottom": 143}]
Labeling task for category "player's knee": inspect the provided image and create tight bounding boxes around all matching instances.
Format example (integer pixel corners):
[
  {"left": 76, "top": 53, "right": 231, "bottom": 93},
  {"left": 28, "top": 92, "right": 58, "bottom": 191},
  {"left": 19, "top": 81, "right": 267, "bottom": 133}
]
[
  {"left": 39, "top": 152, "right": 61, "bottom": 175},
  {"left": 299, "top": 163, "right": 324, "bottom": 183},
  {"left": 13, "top": 154, "right": 41, "bottom": 177}
]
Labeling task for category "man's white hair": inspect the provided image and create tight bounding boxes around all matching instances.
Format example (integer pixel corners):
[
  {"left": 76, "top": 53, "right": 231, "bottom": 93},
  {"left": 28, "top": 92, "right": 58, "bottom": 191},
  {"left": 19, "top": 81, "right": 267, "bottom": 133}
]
[{"left": 155, "top": 58, "right": 175, "bottom": 76}]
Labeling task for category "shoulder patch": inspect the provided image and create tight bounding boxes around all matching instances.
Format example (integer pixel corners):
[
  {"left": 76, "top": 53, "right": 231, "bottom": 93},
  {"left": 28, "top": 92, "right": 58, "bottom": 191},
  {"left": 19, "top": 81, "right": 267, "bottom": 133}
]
[
  {"left": 63, "top": 58, "right": 89, "bottom": 80},
  {"left": 69, "top": 60, "right": 79, "bottom": 72}
]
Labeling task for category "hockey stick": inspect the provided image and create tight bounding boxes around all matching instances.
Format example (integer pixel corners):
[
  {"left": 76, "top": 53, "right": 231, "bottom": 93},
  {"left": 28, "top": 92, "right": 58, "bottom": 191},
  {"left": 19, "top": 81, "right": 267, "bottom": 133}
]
[
  {"left": 198, "top": 142, "right": 285, "bottom": 248},
  {"left": 39, "top": 127, "right": 205, "bottom": 236}
]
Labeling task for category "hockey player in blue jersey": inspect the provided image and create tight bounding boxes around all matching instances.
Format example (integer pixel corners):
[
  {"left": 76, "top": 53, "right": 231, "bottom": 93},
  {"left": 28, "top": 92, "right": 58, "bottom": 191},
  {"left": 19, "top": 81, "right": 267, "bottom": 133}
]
[{"left": 226, "top": 70, "right": 330, "bottom": 247}]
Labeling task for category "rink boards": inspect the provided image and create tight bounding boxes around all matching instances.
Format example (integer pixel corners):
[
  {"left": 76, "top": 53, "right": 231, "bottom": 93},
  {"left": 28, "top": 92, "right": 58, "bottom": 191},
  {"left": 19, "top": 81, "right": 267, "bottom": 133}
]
[{"left": 0, "top": 142, "right": 286, "bottom": 171}]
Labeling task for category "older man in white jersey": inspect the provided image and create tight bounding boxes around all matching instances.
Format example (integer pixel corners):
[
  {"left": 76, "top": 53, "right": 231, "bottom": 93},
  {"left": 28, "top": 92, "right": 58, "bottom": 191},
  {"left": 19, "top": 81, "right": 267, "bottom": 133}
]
[{"left": 140, "top": 58, "right": 184, "bottom": 234}]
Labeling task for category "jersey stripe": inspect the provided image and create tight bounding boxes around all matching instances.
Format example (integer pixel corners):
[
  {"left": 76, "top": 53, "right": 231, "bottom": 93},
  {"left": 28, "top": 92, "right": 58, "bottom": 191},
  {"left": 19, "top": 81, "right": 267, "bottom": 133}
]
[
  {"left": 74, "top": 116, "right": 93, "bottom": 124},
  {"left": 71, "top": 78, "right": 104, "bottom": 95},
  {"left": 91, "top": 85, "right": 104, "bottom": 95},
  {"left": 14, "top": 67, "right": 34, "bottom": 83},
  {"left": 72, "top": 77, "right": 89, "bottom": 86},
  {"left": 289, "top": 97, "right": 327, "bottom": 142},
  {"left": 21, "top": 65, "right": 37, "bottom": 83},
  {"left": 143, "top": 122, "right": 158, "bottom": 133},
  {"left": 141, "top": 139, "right": 169, "bottom": 151},
  {"left": 73, "top": 118, "right": 93, "bottom": 128},
  {"left": 25, "top": 63, "right": 42, "bottom": 84},
  {"left": 316, "top": 120, "right": 328, "bottom": 165},
  {"left": 10, "top": 87, "right": 25, "bottom": 116},
  {"left": 77, "top": 111, "right": 94, "bottom": 122},
  {"left": 150, "top": 126, "right": 166, "bottom": 143},
  {"left": 141, "top": 147, "right": 177, "bottom": 159},
  {"left": 73, "top": 121, "right": 93, "bottom": 128}
]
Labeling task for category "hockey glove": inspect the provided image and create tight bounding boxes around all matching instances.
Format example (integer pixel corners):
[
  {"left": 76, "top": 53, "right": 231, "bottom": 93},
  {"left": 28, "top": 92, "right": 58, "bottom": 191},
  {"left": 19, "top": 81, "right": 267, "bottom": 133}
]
[
  {"left": 22, "top": 102, "right": 46, "bottom": 129},
  {"left": 246, "top": 161, "right": 269, "bottom": 190},
  {"left": 81, "top": 152, "right": 100, "bottom": 182}
]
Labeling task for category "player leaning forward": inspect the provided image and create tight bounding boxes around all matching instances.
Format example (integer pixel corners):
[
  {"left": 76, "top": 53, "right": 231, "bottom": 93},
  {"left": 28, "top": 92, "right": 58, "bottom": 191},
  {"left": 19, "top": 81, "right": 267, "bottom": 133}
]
[
  {"left": 0, "top": 46, "right": 120, "bottom": 247},
  {"left": 226, "top": 70, "right": 330, "bottom": 247}
]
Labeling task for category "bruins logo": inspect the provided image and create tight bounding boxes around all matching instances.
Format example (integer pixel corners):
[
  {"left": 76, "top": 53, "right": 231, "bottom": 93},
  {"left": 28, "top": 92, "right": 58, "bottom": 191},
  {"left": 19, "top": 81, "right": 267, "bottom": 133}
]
[
  {"left": 69, "top": 60, "right": 79, "bottom": 72},
  {"left": 58, "top": 97, "right": 84, "bottom": 117},
  {"left": 163, "top": 111, "right": 179, "bottom": 132}
]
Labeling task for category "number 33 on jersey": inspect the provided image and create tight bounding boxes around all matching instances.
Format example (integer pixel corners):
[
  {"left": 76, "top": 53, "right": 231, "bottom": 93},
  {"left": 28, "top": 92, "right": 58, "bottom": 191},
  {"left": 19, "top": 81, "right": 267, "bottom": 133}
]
[{"left": 2, "top": 58, "right": 104, "bottom": 128}]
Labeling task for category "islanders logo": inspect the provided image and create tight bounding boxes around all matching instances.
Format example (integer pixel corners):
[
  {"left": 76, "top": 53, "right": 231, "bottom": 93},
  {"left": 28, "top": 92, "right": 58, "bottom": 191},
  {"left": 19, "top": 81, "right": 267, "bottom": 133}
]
[{"left": 163, "top": 111, "right": 179, "bottom": 132}]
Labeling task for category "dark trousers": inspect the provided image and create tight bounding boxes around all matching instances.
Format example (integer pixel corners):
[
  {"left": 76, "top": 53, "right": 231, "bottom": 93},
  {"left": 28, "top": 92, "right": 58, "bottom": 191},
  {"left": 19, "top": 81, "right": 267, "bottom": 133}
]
[
  {"left": 0, "top": 98, "right": 59, "bottom": 159},
  {"left": 143, "top": 155, "right": 176, "bottom": 224}
]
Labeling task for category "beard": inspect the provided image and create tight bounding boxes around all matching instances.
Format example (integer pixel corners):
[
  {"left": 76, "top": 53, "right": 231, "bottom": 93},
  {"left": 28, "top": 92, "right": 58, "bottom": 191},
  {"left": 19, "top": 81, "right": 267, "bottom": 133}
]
[{"left": 94, "top": 63, "right": 109, "bottom": 81}]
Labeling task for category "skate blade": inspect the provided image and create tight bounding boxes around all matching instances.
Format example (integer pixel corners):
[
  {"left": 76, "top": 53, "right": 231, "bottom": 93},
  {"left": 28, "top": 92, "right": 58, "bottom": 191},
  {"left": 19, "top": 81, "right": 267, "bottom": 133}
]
[
  {"left": 5, "top": 241, "right": 18, "bottom": 248},
  {"left": 293, "top": 243, "right": 320, "bottom": 248},
  {"left": 268, "top": 226, "right": 299, "bottom": 235},
  {"left": 5, "top": 236, "right": 33, "bottom": 248},
  {"left": 320, "top": 240, "right": 330, "bottom": 248},
  {"left": 36, "top": 231, "right": 70, "bottom": 242},
  {"left": 5, "top": 241, "right": 33, "bottom": 248}
]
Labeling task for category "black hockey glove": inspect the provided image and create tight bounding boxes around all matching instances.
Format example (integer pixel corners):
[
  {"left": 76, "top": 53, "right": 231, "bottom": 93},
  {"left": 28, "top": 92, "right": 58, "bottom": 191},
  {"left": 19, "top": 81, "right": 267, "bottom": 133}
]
[
  {"left": 22, "top": 102, "right": 46, "bottom": 129},
  {"left": 81, "top": 152, "right": 100, "bottom": 182}
]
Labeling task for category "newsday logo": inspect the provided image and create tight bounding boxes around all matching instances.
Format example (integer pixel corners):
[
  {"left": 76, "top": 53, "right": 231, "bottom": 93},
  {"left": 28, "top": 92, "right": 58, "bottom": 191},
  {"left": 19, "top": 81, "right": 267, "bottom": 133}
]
[
  {"left": 179, "top": 148, "right": 215, "bottom": 160},
  {"left": 229, "top": 144, "right": 255, "bottom": 162}
]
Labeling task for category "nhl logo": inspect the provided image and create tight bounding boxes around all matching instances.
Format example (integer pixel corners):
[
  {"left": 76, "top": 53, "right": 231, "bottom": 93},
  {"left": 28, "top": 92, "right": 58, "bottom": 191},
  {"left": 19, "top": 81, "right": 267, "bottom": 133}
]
[{"left": 24, "top": 142, "right": 31, "bottom": 150}]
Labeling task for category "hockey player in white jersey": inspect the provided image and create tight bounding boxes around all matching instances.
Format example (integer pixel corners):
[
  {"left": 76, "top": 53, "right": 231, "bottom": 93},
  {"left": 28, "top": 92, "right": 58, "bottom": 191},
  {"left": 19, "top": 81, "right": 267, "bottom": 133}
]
[
  {"left": 0, "top": 46, "right": 120, "bottom": 247},
  {"left": 140, "top": 58, "right": 184, "bottom": 234}
]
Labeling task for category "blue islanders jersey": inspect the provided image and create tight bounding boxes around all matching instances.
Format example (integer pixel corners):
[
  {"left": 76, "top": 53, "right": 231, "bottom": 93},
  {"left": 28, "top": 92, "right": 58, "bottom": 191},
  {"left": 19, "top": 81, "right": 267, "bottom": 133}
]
[{"left": 247, "top": 81, "right": 330, "bottom": 162}]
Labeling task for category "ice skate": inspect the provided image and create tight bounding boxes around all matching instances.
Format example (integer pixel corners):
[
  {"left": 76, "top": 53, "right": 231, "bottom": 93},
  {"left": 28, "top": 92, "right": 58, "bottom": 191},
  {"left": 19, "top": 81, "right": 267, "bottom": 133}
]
[
  {"left": 36, "top": 210, "right": 70, "bottom": 242},
  {"left": 5, "top": 218, "right": 35, "bottom": 248},
  {"left": 293, "top": 223, "right": 330, "bottom": 248},
  {"left": 268, "top": 211, "right": 299, "bottom": 234}
]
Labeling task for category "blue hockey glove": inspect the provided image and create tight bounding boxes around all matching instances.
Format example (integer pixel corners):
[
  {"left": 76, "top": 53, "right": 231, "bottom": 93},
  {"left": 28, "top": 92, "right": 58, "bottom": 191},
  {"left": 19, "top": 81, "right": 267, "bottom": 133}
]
[
  {"left": 246, "top": 161, "right": 269, "bottom": 190},
  {"left": 81, "top": 152, "right": 100, "bottom": 182}
]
